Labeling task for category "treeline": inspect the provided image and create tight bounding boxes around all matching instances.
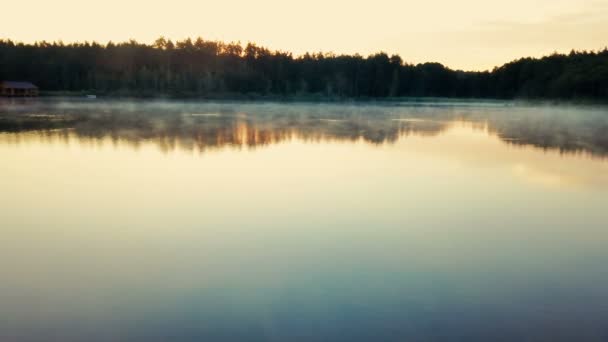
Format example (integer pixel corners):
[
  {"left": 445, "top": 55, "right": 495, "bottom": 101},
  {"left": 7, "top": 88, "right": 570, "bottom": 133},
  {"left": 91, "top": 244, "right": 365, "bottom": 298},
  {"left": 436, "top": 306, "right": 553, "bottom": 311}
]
[{"left": 1, "top": 38, "right": 607, "bottom": 99}]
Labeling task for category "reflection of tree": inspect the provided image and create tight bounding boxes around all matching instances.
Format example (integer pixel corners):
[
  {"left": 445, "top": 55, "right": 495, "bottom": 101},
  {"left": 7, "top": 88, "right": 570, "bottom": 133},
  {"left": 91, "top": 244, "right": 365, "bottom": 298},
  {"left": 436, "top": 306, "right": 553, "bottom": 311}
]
[
  {"left": 476, "top": 107, "right": 608, "bottom": 157},
  {"left": 1, "top": 101, "right": 607, "bottom": 158}
]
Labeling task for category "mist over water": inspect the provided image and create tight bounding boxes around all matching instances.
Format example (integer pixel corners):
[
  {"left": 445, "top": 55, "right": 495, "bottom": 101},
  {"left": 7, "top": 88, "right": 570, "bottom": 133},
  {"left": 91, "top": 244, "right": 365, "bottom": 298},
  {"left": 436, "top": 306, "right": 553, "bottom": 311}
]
[
  {"left": 1, "top": 99, "right": 608, "bottom": 341},
  {"left": 2, "top": 99, "right": 608, "bottom": 157}
]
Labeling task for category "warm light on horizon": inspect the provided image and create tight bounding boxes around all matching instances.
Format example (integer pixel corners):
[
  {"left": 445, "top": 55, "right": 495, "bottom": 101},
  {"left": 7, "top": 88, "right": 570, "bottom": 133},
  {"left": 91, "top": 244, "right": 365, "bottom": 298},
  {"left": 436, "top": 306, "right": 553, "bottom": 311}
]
[{"left": 2, "top": 0, "right": 608, "bottom": 70}]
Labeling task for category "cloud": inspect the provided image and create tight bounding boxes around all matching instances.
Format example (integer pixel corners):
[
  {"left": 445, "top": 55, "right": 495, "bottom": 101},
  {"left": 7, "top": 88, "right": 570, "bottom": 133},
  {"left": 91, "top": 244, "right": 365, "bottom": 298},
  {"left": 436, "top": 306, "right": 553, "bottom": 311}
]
[
  {"left": 474, "top": 2, "right": 608, "bottom": 47},
  {"left": 388, "top": 1, "right": 608, "bottom": 70}
]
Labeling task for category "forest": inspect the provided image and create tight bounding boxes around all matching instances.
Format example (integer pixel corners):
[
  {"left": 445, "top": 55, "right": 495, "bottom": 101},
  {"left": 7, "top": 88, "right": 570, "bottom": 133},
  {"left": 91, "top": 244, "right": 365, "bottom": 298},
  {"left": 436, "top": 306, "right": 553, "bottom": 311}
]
[{"left": 1, "top": 37, "right": 607, "bottom": 99}]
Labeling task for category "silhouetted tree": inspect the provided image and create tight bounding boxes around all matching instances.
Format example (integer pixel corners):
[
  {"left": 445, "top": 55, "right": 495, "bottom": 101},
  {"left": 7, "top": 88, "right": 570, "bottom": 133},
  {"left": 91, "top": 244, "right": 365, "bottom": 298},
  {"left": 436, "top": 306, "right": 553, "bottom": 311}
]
[{"left": 1, "top": 38, "right": 606, "bottom": 99}]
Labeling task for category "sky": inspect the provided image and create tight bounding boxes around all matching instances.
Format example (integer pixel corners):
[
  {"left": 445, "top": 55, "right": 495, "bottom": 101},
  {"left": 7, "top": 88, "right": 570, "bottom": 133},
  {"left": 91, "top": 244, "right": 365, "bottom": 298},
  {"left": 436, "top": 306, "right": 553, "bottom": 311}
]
[{"left": 3, "top": 0, "right": 607, "bottom": 70}]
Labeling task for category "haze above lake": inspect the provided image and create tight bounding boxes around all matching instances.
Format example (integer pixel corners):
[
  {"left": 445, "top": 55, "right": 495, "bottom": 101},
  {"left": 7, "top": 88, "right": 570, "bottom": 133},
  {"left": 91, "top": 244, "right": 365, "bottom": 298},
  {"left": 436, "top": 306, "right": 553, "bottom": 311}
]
[{"left": 1, "top": 99, "right": 608, "bottom": 341}]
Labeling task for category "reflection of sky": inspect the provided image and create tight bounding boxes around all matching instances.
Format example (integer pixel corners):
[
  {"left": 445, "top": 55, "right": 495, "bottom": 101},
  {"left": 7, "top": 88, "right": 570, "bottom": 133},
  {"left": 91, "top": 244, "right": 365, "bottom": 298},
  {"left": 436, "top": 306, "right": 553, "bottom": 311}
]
[{"left": 1, "top": 103, "right": 608, "bottom": 341}]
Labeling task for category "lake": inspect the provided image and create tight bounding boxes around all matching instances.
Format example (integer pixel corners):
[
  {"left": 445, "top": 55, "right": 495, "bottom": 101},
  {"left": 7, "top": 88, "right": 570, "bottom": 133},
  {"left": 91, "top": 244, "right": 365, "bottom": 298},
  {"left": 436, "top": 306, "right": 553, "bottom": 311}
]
[{"left": 1, "top": 99, "right": 608, "bottom": 341}]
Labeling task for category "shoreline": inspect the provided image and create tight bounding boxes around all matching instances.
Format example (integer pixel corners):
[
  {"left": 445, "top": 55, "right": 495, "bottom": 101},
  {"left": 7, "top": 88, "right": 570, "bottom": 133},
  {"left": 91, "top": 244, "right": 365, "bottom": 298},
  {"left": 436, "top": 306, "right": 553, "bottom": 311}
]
[{"left": 1, "top": 92, "right": 606, "bottom": 107}]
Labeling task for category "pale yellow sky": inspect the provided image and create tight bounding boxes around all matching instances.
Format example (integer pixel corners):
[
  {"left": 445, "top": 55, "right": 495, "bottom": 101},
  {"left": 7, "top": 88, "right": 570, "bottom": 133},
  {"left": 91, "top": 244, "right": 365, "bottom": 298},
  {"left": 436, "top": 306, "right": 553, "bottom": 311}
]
[{"left": 3, "top": 0, "right": 608, "bottom": 70}]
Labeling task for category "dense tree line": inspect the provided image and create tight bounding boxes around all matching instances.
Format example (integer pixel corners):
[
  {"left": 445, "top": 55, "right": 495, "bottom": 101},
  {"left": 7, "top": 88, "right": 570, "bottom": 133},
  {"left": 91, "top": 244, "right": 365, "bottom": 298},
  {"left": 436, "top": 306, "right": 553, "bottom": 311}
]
[{"left": 1, "top": 38, "right": 607, "bottom": 99}]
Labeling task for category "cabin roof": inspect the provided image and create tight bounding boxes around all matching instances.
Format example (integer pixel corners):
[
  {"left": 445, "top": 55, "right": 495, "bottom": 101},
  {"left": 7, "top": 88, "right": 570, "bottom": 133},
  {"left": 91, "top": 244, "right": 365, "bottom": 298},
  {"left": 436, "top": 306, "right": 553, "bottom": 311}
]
[{"left": 1, "top": 81, "right": 38, "bottom": 89}]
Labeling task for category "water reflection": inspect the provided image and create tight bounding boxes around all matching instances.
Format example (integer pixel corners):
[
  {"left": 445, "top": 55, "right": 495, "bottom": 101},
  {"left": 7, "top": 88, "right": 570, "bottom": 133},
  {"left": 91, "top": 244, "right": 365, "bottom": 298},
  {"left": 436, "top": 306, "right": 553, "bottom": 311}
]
[
  {"left": 1, "top": 100, "right": 608, "bottom": 342},
  {"left": 1, "top": 99, "right": 608, "bottom": 157}
]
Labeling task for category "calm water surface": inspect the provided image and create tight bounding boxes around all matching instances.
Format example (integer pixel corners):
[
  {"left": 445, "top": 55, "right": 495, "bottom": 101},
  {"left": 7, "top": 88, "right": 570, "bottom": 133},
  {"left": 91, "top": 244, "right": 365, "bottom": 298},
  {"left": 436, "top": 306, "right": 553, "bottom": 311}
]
[{"left": 1, "top": 99, "right": 608, "bottom": 341}]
